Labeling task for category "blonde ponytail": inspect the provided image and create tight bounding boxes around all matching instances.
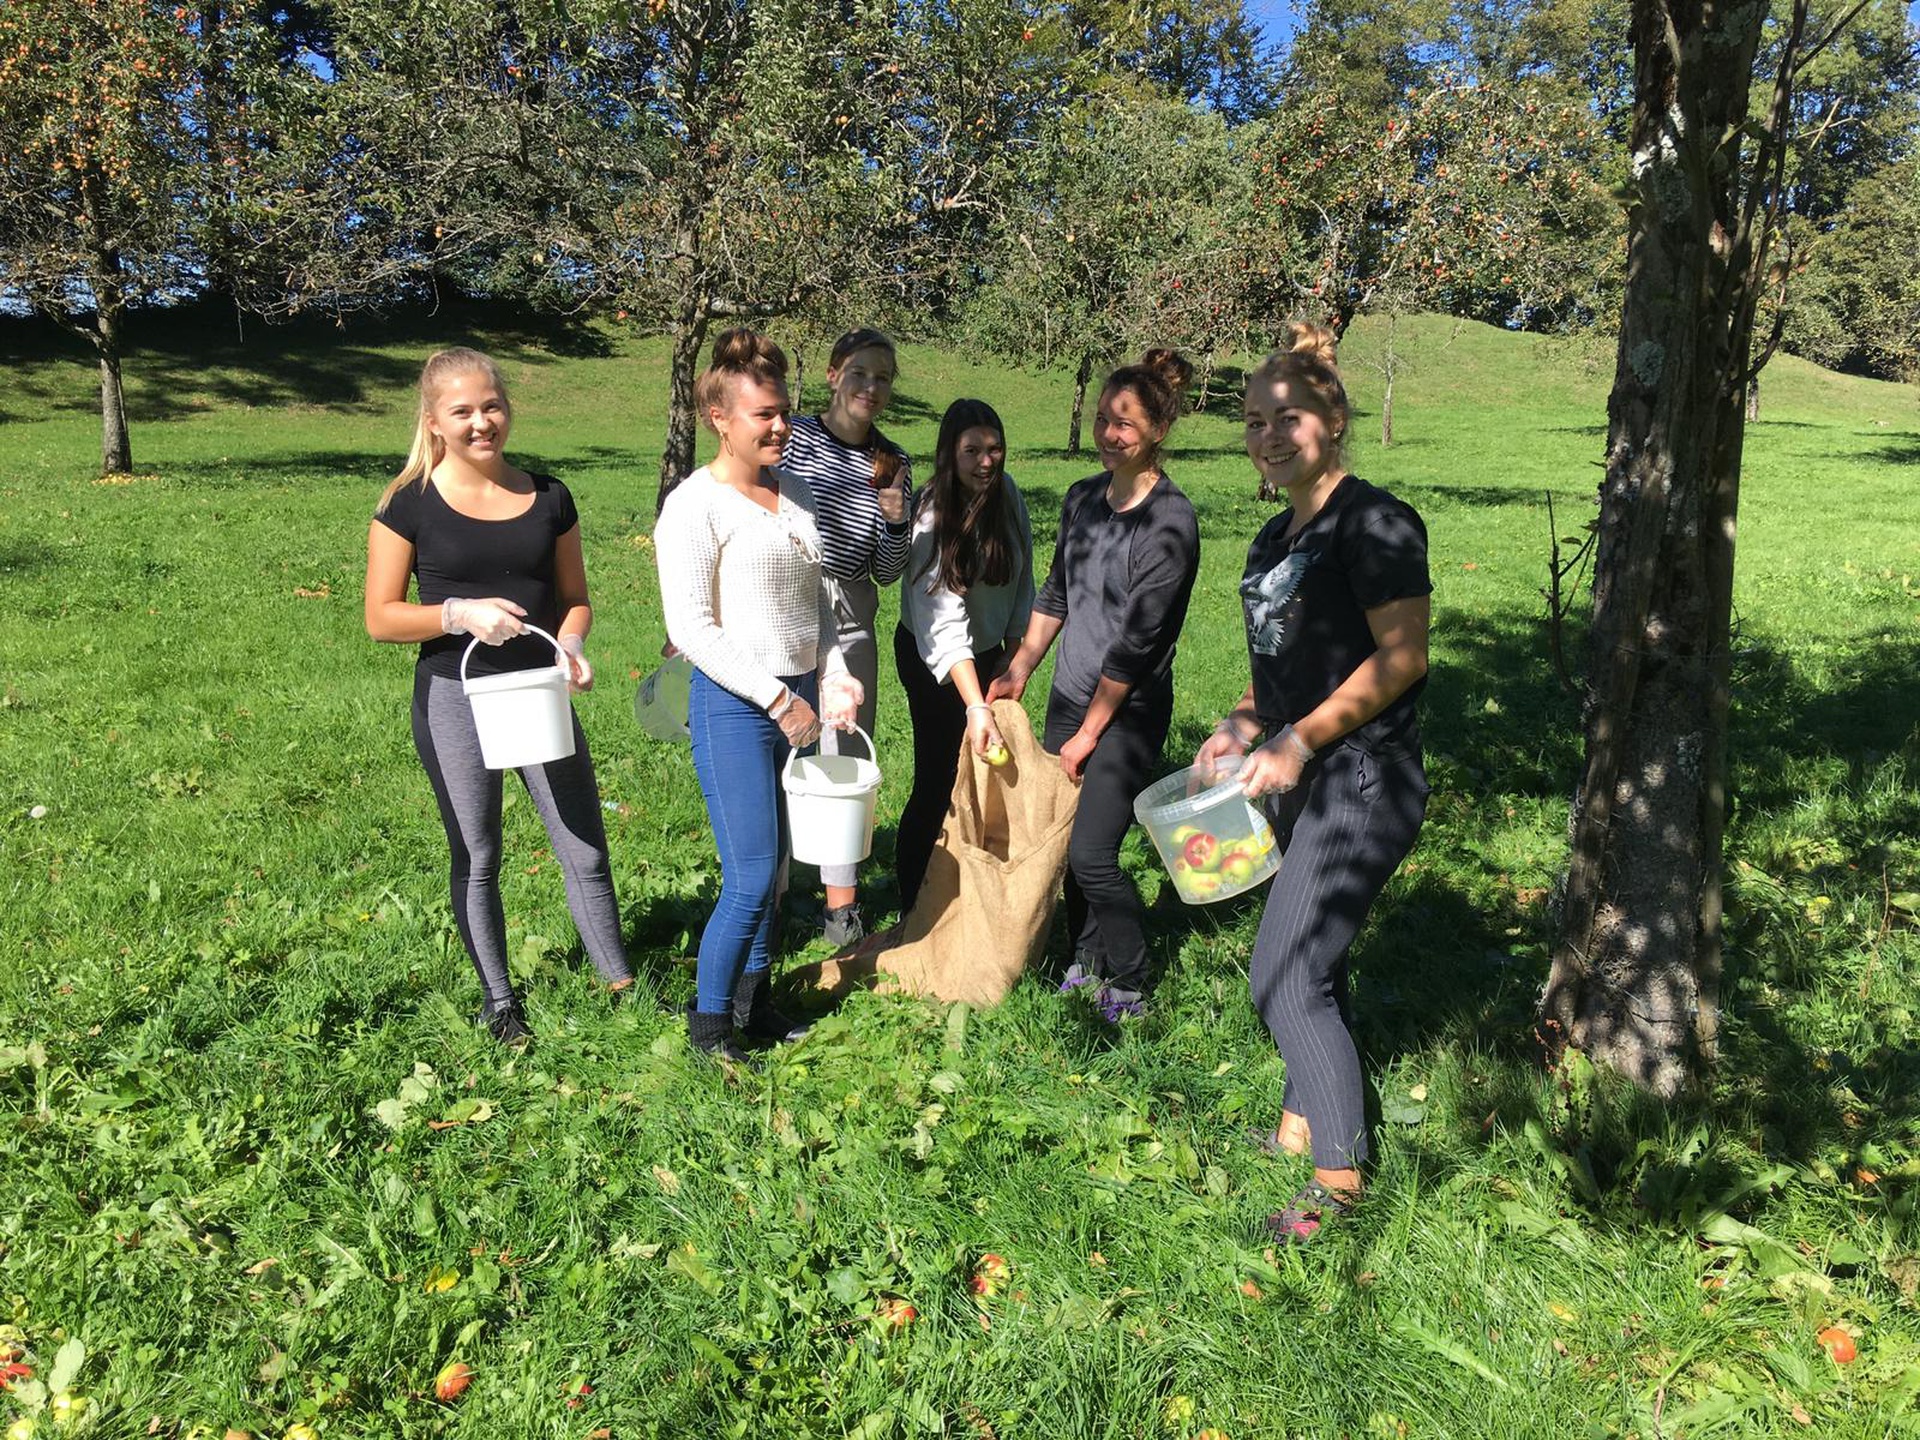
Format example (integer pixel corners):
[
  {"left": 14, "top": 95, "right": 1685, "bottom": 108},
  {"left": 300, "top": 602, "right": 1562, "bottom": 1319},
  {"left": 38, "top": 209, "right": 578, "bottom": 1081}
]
[{"left": 376, "top": 347, "right": 510, "bottom": 514}]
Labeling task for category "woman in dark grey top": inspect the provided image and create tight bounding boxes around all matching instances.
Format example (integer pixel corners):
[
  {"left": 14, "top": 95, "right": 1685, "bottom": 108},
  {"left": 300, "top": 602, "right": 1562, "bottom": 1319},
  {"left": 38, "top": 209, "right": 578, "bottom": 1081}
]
[{"left": 989, "top": 350, "right": 1200, "bottom": 1020}]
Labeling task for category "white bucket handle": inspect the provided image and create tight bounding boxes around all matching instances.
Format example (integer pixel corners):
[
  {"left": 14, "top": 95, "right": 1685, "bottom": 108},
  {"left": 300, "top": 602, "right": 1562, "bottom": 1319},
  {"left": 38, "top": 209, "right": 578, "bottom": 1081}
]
[
  {"left": 459, "top": 623, "right": 568, "bottom": 685},
  {"left": 781, "top": 721, "right": 875, "bottom": 785}
]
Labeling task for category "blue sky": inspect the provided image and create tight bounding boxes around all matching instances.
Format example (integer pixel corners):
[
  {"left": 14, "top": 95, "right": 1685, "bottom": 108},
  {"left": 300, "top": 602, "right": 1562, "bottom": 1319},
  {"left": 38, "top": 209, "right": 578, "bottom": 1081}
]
[{"left": 1241, "top": 0, "right": 1920, "bottom": 52}]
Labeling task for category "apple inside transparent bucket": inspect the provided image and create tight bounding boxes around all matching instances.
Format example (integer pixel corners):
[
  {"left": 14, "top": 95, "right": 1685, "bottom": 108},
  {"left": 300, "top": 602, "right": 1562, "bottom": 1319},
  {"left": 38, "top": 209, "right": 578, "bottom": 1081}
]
[{"left": 1133, "top": 756, "right": 1281, "bottom": 904}]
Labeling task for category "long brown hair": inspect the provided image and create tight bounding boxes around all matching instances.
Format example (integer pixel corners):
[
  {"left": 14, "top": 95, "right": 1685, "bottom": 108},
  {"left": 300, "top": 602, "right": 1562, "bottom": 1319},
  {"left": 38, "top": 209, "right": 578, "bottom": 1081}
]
[
  {"left": 376, "top": 347, "right": 508, "bottom": 514},
  {"left": 915, "top": 398, "right": 1021, "bottom": 596}
]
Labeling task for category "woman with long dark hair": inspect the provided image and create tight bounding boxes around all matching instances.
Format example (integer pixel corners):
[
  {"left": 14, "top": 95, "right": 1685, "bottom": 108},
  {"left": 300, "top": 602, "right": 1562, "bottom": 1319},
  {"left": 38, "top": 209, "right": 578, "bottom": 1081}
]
[{"left": 894, "top": 398, "right": 1034, "bottom": 910}]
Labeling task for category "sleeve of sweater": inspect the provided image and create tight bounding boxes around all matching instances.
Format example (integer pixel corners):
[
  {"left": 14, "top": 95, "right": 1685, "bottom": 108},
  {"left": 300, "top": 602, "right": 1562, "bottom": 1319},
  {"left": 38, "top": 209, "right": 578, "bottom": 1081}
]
[
  {"left": 1100, "top": 494, "right": 1200, "bottom": 688},
  {"left": 654, "top": 486, "right": 787, "bottom": 710},
  {"left": 904, "top": 513, "right": 976, "bottom": 684},
  {"left": 1032, "top": 484, "right": 1081, "bottom": 620},
  {"left": 873, "top": 452, "right": 914, "bottom": 585}
]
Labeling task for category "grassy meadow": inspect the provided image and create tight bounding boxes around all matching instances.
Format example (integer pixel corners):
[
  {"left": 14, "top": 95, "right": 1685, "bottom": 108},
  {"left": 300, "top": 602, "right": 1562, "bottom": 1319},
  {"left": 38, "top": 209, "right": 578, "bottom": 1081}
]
[{"left": 1, "top": 306, "right": 1918, "bottom": 1439}]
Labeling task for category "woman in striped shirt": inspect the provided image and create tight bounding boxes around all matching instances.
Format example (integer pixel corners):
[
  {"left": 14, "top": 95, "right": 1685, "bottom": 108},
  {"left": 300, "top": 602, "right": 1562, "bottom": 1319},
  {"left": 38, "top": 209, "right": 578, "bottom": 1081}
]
[{"left": 780, "top": 328, "right": 913, "bottom": 947}]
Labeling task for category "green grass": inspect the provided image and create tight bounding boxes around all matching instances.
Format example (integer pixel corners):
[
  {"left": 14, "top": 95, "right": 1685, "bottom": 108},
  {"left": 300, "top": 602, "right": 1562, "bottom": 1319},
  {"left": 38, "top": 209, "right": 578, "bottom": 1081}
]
[{"left": 1, "top": 304, "right": 1918, "bottom": 1439}]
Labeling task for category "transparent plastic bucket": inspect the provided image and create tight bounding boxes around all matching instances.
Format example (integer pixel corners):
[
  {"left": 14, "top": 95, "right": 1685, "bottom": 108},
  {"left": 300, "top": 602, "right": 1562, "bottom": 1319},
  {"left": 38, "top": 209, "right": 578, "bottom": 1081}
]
[
  {"left": 782, "top": 724, "right": 882, "bottom": 867},
  {"left": 1132, "top": 756, "right": 1280, "bottom": 904},
  {"left": 633, "top": 653, "right": 692, "bottom": 742},
  {"left": 460, "top": 625, "right": 576, "bottom": 771}
]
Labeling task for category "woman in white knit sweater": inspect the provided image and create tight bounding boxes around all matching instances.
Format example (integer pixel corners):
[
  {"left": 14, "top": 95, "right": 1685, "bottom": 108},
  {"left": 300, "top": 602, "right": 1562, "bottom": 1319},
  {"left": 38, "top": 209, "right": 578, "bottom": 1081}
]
[
  {"left": 894, "top": 398, "right": 1034, "bottom": 909},
  {"left": 655, "top": 329, "right": 861, "bottom": 1060}
]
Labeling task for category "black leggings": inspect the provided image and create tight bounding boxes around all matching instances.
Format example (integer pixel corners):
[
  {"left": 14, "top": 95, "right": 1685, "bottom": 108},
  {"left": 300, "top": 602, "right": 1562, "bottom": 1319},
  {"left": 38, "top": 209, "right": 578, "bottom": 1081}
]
[
  {"left": 893, "top": 625, "right": 1004, "bottom": 911},
  {"left": 1044, "top": 685, "right": 1172, "bottom": 993},
  {"left": 1251, "top": 743, "right": 1427, "bottom": 1171}
]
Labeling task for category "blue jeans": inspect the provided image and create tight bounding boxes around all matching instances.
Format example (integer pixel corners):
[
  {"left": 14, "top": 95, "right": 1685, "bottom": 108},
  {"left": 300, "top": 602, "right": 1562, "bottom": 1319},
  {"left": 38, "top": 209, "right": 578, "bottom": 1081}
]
[{"left": 689, "top": 668, "right": 815, "bottom": 1015}]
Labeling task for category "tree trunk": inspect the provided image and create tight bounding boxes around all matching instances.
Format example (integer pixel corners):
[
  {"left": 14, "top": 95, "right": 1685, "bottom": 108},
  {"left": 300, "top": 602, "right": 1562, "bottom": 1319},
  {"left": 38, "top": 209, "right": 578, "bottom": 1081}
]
[
  {"left": 97, "top": 306, "right": 132, "bottom": 475},
  {"left": 1380, "top": 370, "right": 1395, "bottom": 447},
  {"left": 1194, "top": 352, "right": 1214, "bottom": 413},
  {"left": 794, "top": 353, "right": 806, "bottom": 415},
  {"left": 1067, "top": 351, "right": 1093, "bottom": 456},
  {"left": 1540, "top": 0, "right": 1772, "bottom": 1096},
  {"left": 1744, "top": 374, "right": 1760, "bottom": 421},
  {"left": 657, "top": 302, "right": 710, "bottom": 511}
]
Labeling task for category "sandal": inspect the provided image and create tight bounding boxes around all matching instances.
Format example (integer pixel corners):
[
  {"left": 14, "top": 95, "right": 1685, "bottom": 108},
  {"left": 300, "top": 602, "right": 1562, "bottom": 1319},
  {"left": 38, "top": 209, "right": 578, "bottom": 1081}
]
[{"left": 1263, "top": 1179, "right": 1357, "bottom": 1244}]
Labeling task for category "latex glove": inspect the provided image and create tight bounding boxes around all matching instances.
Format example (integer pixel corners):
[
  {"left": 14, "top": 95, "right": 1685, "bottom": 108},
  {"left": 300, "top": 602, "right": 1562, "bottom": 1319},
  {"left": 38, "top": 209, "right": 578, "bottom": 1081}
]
[
  {"left": 1192, "top": 722, "right": 1252, "bottom": 790},
  {"left": 773, "top": 693, "right": 822, "bottom": 748},
  {"left": 965, "top": 704, "right": 1004, "bottom": 757},
  {"left": 1238, "top": 724, "right": 1314, "bottom": 799},
  {"left": 442, "top": 597, "right": 526, "bottom": 645},
  {"left": 559, "top": 633, "right": 593, "bottom": 694},
  {"left": 820, "top": 674, "right": 864, "bottom": 730}
]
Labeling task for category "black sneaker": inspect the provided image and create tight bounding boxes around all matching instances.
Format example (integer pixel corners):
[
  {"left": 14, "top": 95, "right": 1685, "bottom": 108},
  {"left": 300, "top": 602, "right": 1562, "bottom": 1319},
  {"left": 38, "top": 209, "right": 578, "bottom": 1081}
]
[
  {"left": 476, "top": 996, "right": 532, "bottom": 1048},
  {"left": 822, "top": 903, "right": 866, "bottom": 948}
]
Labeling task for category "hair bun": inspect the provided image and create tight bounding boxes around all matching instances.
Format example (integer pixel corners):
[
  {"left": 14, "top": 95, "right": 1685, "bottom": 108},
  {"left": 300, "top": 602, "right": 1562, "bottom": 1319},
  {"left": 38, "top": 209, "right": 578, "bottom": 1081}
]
[
  {"left": 708, "top": 327, "right": 788, "bottom": 380},
  {"left": 1280, "top": 321, "right": 1339, "bottom": 370},
  {"left": 1140, "top": 347, "right": 1194, "bottom": 395}
]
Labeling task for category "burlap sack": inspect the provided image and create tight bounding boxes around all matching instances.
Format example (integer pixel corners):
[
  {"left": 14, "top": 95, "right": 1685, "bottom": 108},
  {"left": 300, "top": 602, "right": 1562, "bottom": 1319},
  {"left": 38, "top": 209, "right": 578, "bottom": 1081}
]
[{"left": 794, "top": 698, "right": 1079, "bottom": 1007}]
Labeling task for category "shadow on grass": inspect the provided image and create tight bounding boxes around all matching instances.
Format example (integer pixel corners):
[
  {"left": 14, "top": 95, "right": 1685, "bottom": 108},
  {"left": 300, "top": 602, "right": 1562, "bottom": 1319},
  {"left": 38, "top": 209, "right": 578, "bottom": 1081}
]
[{"left": 0, "top": 297, "right": 619, "bottom": 423}]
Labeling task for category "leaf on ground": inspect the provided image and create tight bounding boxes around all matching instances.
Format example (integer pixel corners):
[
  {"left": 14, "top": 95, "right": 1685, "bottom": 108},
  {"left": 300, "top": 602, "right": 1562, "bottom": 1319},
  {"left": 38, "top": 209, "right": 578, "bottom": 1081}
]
[
  {"left": 1392, "top": 1317, "right": 1509, "bottom": 1390},
  {"left": 422, "top": 1265, "right": 459, "bottom": 1293},
  {"left": 666, "top": 1243, "right": 721, "bottom": 1294},
  {"left": 651, "top": 1164, "right": 681, "bottom": 1195},
  {"left": 430, "top": 1098, "right": 495, "bottom": 1128},
  {"left": 47, "top": 1337, "right": 86, "bottom": 1393}
]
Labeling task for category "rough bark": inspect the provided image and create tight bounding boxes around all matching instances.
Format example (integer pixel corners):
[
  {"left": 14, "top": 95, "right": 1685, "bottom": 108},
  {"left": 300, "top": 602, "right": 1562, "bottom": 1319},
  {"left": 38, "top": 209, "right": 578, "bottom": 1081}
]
[
  {"left": 96, "top": 304, "right": 131, "bottom": 476},
  {"left": 1541, "top": 0, "right": 1778, "bottom": 1095},
  {"left": 1067, "top": 351, "right": 1092, "bottom": 456},
  {"left": 657, "top": 302, "right": 710, "bottom": 511}
]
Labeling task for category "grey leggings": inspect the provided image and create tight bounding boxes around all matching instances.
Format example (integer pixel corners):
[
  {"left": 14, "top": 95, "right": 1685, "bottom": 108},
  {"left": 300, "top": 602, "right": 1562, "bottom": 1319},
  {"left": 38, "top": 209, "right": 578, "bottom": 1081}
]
[
  {"left": 411, "top": 665, "right": 632, "bottom": 1004},
  {"left": 1252, "top": 742, "right": 1427, "bottom": 1171}
]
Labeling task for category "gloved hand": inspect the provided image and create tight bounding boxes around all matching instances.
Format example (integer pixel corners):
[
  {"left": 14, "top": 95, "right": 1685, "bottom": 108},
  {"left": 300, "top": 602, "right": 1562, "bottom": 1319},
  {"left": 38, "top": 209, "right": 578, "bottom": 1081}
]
[
  {"left": 772, "top": 692, "right": 822, "bottom": 748},
  {"left": 442, "top": 597, "right": 526, "bottom": 645},
  {"left": 820, "top": 674, "right": 864, "bottom": 730},
  {"left": 1192, "top": 720, "right": 1251, "bottom": 787},
  {"left": 965, "top": 703, "right": 1004, "bottom": 757},
  {"left": 1239, "top": 724, "right": 1314, "bottom": 799},
  {"left": 559, "top": 633, "right": 594, "bottom": 694}
]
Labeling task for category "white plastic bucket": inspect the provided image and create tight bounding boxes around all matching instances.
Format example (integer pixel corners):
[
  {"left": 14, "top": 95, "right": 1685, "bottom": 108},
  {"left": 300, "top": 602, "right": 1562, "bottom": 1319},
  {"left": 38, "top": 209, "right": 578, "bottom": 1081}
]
[
  {"left": 460, "top": 624, "right": 576, "bottom": 770},
  {"left": 633, "top": 653, "right": 692, "bottom": 742},
  {"left": 1133, "top": 756, "right": 1280, "bottom": 905},
  {"left": 783, "top": 723, "right": 881, "bottom": 867}
]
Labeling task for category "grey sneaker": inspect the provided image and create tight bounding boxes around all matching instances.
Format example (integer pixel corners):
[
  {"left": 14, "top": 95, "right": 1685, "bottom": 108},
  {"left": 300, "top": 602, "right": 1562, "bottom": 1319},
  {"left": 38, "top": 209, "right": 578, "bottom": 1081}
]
[
  {"left": 1058, "top": 960, "right": 1099, "bottom": 995},
  {"left": 1093, "top": 982, "right": 1147, "bottom": 1023},
  {"left": 822, "top": 903, "right": 866, "bottom": 948}
]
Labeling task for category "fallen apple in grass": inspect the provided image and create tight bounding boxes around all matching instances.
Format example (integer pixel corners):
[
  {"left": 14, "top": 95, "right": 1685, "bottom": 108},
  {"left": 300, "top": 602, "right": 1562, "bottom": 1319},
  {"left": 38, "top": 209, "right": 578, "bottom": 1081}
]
[
  {"left": 1818, "top": 1326, "right": 1857, "bottom": 1363},
  {"left": 434, "top": 1360, "right": 474, "bottom": 1402},
  {"left": 876, "top": 1296, "right": 917, "bottom": 1329}
]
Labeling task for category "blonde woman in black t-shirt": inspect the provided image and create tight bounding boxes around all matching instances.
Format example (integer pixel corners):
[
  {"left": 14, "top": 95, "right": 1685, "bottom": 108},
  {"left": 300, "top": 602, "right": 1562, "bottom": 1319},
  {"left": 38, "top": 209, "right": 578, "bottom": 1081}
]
[
  {"left": 366, "top": 347, "right": 633, "bottom": 1046},
  {"left": 1192, "top": 321, "right": 1432, "bottom": 1243}
]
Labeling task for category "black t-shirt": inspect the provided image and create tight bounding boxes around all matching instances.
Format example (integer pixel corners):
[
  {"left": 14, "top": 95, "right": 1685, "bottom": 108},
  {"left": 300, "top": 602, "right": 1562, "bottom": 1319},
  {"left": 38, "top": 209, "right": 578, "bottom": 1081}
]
[
  {"left": 1035, "top": 472, "right": 1200, "bottom": 708},
  {"left": 374, "top": 473, "right": 580, "bottom": 678},
  {"left": 1240, "top": 473, "right": 1430, "bottom": 757}
]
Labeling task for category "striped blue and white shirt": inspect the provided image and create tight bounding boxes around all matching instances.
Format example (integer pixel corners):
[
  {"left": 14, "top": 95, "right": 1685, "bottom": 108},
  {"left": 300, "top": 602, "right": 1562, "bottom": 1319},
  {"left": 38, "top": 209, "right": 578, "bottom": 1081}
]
[{"left": 781, "top": 414, "right": 914, "bottom": 584}]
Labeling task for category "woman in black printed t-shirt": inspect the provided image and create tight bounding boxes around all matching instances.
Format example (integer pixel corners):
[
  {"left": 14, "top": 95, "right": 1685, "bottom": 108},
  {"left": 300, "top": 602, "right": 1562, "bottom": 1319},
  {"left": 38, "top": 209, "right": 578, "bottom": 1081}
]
[
  {"left": 1191, "top": 321, "right": 1431, "bottom": 1243},
  {"left": 365, "top": 347, "right": 633, "bottom": 1046},
  {"left": 779, "top": 328, "right": 913, "bottom": 948},
  {"left": 989, "top": 350, "right": 1200, "bottom": 1024}
]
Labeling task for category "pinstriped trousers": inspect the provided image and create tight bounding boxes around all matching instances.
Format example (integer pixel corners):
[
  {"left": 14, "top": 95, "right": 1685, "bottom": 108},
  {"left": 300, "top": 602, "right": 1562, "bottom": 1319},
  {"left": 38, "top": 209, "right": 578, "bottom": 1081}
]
[{"left": 1251, "top": 742, "right": 1428, "bottom": 1171}]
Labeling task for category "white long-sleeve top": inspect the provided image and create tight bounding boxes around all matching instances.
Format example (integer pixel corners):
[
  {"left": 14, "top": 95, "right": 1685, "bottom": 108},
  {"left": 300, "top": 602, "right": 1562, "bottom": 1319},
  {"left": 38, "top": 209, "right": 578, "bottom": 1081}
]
[
  {"left": 900, "top": 475, "right": 1035, "bottom": 684},
  {"left": 655, "top": 465, "right": 848, "bottom": 709}
]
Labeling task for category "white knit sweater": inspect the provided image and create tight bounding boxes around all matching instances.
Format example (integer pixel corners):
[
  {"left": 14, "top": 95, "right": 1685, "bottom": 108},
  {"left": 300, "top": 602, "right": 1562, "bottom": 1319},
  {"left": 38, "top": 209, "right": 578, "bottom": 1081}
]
[{"left": 655, "top": 465, "right": 848, "bottom": 709}]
